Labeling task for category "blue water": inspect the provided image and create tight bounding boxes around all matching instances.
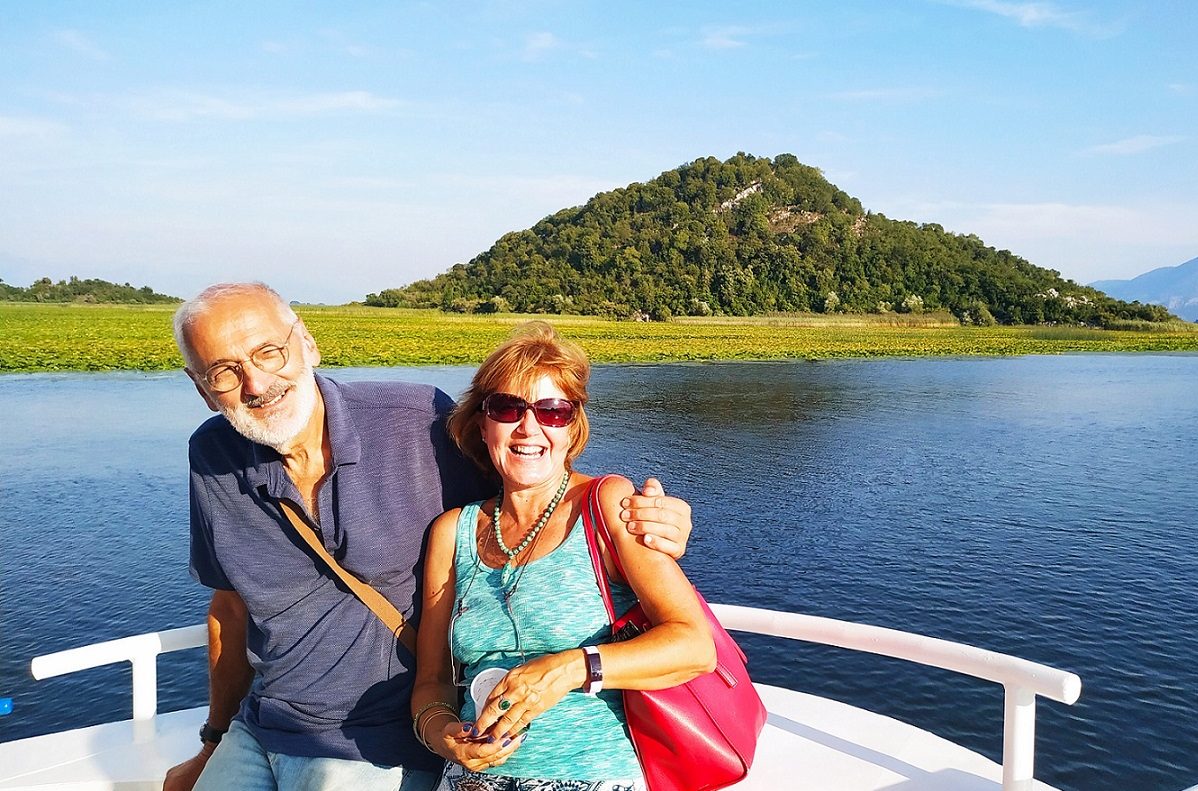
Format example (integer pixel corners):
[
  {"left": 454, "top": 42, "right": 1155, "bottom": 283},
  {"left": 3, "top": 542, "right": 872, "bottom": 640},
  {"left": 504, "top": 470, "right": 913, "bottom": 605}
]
[{"left": 2, "top": 355, "right": 1196, "bottom": 789}]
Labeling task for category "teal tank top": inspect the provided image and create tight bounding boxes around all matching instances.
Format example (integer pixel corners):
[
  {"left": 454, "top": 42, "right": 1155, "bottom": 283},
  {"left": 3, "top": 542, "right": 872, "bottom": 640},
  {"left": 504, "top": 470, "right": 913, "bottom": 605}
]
[{"left": 450, "top": 502, "right": 642, "bottom": 781}]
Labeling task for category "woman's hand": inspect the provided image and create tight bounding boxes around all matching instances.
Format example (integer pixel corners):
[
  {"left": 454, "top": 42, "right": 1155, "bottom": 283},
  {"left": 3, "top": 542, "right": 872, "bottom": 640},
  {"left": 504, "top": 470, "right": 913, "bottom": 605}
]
[
  {"left": 430, "top": 716, "right": 526, "bottom": 772},
  {"left": 471, "top": 651, "right": 584, "bottom": 740}
]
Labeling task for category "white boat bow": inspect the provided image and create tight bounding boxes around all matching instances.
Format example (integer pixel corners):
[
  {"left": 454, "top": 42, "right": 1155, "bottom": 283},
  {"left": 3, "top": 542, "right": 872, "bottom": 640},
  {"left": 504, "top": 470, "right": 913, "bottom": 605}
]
[{"left": 0, "top": 606, "right": 1084, "bottom": 791}]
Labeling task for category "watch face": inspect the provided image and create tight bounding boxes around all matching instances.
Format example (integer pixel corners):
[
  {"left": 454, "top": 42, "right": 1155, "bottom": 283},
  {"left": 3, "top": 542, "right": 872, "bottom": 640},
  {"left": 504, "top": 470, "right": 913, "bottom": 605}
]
[{"left": 583, "top": 647, "right": 603, "bottom": 693}]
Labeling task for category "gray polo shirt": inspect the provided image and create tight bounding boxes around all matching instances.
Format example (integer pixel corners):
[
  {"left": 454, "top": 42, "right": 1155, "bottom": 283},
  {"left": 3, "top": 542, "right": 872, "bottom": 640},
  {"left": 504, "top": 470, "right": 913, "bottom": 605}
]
[{"left": 188, "top": 375, "right": 489, "bottom": 767}]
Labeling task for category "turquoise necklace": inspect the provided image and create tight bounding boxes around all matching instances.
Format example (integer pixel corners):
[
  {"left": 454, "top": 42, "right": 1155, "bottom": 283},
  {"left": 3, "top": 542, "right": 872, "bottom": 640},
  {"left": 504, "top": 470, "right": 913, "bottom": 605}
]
[{"left": 493, "top": 470, "right": 571, "bottom": 585}]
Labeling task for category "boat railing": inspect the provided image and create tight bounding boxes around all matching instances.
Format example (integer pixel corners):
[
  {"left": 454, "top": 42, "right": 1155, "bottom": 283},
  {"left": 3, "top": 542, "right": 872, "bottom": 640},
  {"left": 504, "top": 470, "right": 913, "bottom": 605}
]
[
  {"left": 28, "top": 606, "right": 1082, "bottom": 791},
  {"left": 709, "top": 604, "right": 1082, "bottom": 791},
  {"left": 30, "top": 623, "right": 207, "bottom": 721}
]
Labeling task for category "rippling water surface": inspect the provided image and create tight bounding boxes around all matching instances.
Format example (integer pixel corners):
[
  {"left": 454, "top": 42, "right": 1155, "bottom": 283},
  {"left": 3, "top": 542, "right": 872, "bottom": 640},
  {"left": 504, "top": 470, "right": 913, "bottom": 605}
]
[{"left": 2, "top": 355, "right": 1196, "bottom": 789}]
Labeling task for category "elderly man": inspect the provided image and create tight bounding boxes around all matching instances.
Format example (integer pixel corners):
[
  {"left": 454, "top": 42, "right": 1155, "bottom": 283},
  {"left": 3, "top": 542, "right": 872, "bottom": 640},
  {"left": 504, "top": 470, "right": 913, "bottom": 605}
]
[{"left": 165, "top": 283, "right": 693, "bottom": 791}]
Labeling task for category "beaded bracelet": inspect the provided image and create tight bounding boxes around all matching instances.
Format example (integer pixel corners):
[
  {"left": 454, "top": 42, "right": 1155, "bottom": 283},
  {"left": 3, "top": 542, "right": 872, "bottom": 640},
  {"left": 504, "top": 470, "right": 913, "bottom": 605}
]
[{"left": 413, "top": 700, "right": 455, "bottom": 724}]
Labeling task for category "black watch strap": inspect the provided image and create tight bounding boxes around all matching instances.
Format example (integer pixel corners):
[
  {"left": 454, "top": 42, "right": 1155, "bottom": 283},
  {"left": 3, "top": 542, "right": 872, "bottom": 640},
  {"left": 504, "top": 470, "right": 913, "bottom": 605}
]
[{"left": 199, "top": 722, "right": 228, "bottom": 745}]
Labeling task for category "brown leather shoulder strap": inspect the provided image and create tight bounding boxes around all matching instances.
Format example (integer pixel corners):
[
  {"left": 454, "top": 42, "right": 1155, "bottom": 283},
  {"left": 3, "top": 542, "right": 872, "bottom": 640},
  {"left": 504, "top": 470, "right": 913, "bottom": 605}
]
[{"left": 277, "top": 499, "right": 418, "bottom": 655}]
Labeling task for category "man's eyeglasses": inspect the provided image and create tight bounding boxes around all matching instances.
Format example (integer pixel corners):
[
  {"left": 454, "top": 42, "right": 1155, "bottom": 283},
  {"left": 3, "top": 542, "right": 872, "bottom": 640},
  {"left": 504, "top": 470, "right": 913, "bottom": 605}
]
[
  {"left": 201, "top": 319, "right": 301, "bottom": 393},
  {"left": 480, "top": 393, "right": 579, "bottom": 428}
]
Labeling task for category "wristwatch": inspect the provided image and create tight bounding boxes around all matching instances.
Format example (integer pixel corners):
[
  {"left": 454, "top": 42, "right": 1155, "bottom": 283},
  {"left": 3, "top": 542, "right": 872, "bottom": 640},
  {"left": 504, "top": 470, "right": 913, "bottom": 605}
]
[
  {"left": 199, "top": 722, "right": 228, "bottom": 745},
  {"left": 581, "top": 645, "right": 603, "bottom": 695}
]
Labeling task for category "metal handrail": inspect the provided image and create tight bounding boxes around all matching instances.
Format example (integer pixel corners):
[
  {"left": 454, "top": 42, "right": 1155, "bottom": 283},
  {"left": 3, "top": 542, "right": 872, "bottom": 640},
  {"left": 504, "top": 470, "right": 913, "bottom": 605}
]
[
  {"left": 29, "top": 607, "right": 1083, "bottom": 791},
  {"left": 709, "top": 604, "right": 1082, "bottom": 791},
  {"left": 30, "top": 624, "right": 207, "bottom": 721}
]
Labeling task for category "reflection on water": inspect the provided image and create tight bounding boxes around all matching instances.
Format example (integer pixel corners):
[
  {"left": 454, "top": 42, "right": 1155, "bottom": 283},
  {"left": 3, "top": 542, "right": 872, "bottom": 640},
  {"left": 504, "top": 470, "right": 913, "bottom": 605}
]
[{"left": 2, "top": 356, "right": 1196, "bottom": 790}]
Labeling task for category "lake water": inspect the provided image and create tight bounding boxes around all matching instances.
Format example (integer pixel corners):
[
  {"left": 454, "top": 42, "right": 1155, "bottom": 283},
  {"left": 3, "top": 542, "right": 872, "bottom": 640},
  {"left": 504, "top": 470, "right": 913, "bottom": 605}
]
[{"left": 1, "top": 355, "right": 1196, "bottom": 790}]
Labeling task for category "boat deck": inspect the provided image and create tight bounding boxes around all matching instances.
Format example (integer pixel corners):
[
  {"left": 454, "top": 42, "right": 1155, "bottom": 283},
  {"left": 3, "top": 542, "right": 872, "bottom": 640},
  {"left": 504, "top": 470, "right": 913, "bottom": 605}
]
[{"left": 0, "top": 683, "right": 1054, "bottom": 791}]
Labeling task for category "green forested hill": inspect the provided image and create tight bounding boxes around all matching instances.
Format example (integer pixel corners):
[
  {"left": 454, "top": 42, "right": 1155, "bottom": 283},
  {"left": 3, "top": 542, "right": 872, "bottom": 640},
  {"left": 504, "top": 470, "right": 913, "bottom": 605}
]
[
  {"left": 367, "top": 153, "right": 1170, "bottom": 326},
  {"left": 0, "top": 276, "right": 180, "bottom": 304}
]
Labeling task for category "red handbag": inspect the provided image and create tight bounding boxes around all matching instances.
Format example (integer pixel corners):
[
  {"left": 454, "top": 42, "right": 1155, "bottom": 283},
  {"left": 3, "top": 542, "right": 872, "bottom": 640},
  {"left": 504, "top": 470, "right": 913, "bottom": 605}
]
[{"left": 580, "top": 476, "right": 767, "bottom": 791}]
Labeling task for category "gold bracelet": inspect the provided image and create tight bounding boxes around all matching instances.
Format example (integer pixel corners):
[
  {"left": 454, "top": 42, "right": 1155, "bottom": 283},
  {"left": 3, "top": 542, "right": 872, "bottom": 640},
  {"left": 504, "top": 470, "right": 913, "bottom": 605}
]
[
  {"left": 419, "top": 708, "right": 459, "bottom": 750},
  {"left": 412, "top": 701, "right": 457, "bottom": 748}
]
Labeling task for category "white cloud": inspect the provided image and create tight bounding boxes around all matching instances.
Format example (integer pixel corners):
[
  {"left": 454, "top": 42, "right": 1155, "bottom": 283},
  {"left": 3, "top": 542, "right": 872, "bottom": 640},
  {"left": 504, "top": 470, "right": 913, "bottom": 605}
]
[
  {"left": 823, "top": 169, "right": 859, "bottom": 183},
  {"left": 515, "top": 31, "right": 600, "bottom": 62},
  {"left": 52, "top": 29, "right": 111, "bottom": 61},
  {"left": 0, "top": 161, "right": 629, "bottom": 304},
  {"left": 320, "top": 29, "right": 378, "bottom": 59},
  {"left": 522, "top": 32, "right": 562, "bottom": 61},
  {"left": 1081, "top": 135, "right": 1186, "bottom": 156},
  {"left": 828, "top": 87, "right": 942, "bottom": 102},
  {"left": 332, "top": 176, "right": 416, "bottom": 190},
  {"left": 895, "top": 198, "right": 1198, "bottom": 281},
  {"left": 113, "top": 90, "right": 403, "bottom": 121},
  {"left": 1168, "top": 83, "right": 1195, "bottom": 96},
  {"left": 0, "top": 115, "right": 68, "bottom": 137},
  {"left": 908, "top": 199, "right": 1187, "bottom": 245},
  {"left": 944, "top": 0, "right": 1123, "bottom": 37},
  {"left": 700, "top": 26, "right": 752, "bottom": 50},
  {"left": 443, "top": 172, "right": 619, "bottom": 210},
  {"left": 276, "top": 91, "right": 400, "bottom": 114},
  {"left": 934, "top": 201, "right": 1133, "bottom": 237}
]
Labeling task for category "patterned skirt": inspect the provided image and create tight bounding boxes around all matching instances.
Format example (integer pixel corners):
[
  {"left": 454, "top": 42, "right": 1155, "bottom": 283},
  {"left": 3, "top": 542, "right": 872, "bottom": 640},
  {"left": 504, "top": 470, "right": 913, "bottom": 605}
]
[{"left": 437, "top": 762, "right": 645, "bottom": 791}]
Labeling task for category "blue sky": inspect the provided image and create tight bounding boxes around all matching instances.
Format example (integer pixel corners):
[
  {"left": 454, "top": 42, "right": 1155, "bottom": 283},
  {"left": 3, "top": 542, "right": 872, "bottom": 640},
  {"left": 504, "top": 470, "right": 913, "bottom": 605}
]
[{"left": 1, "top": 1, "right": 1194, "bottom": 304}]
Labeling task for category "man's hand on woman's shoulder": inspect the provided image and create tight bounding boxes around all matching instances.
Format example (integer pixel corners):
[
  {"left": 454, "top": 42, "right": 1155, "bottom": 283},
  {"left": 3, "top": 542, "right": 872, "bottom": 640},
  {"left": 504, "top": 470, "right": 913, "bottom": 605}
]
[{"left": 618, "top": 477, "right": 693, "bottom": 559}]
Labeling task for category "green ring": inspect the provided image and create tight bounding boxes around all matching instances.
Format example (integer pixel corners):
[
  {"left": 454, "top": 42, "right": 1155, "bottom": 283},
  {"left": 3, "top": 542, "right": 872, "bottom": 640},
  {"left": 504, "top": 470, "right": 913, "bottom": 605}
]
[{"left": 498, "top": 698, "right": 512, "bottom": 711}]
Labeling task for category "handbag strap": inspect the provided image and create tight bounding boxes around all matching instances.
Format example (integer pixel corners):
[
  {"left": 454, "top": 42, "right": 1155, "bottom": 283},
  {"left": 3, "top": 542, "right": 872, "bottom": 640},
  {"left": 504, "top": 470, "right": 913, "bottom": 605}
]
[
  {"left": 580, "top": 475, "right": 623, "bottom": 626},
  {"left": 278, "top": 498, "right": 418, "bottom": 655}
]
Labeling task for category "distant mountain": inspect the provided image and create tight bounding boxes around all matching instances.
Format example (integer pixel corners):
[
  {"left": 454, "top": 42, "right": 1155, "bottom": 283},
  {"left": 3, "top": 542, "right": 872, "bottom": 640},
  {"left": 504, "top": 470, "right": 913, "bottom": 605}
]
[
  {"left": 368, "top": 153, "right": 1172, "bottom": 326},
  {"left": 1090, "top": 257, "right": 1198, "bottom": 322}
]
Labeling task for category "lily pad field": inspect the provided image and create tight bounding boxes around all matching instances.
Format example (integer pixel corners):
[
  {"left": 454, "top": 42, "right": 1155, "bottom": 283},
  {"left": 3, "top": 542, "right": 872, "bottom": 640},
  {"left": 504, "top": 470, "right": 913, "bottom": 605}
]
[{"left": 2, "top": 303, "right": 1196, "bottom": 373}]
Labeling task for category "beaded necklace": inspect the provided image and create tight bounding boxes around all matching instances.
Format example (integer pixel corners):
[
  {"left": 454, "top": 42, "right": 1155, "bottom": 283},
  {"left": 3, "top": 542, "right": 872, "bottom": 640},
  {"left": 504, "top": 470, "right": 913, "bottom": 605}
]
[
  {"left": 449, "top": 500, "right": 554, "bottom": 681},
  {"left": 492, "top": 470, "right": 571, "bottom": 585}
]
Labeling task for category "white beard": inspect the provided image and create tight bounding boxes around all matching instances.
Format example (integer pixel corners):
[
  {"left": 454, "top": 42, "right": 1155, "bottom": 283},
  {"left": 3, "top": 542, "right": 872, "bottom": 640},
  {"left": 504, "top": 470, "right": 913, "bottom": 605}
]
[{"left": 221, "top": 363, "right": 319, "bottom": 451}]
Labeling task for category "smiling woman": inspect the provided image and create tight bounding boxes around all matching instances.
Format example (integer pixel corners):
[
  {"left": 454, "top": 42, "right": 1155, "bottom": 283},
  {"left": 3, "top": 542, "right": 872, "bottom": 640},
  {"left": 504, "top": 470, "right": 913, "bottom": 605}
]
[
  {"left": 447, "top": 322, "right": 591, "bottom": 483},
  {"left": 411, "top": 321, "right": 719, "bottom": 791}
]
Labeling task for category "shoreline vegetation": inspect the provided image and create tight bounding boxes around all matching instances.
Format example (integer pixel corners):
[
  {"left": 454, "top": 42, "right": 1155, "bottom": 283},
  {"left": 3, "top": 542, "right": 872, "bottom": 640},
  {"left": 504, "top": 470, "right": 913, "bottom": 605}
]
[
  {"left": 3, "top": 303, "right": 1196, "bottom": 374},
  {"left": 0, "top": 276, "right": 180, "bottom": 304}
]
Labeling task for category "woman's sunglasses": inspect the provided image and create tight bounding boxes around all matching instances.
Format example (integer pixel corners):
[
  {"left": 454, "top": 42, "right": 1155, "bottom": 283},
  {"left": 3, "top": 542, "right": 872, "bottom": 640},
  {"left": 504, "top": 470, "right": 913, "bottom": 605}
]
[{"left": 480, "top": 392, "right": 579, "bottom": 427}]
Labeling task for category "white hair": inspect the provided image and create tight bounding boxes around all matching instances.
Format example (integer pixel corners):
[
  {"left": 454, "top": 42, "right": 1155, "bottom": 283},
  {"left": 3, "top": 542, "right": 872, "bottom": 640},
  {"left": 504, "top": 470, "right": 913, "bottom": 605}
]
[{"left": 173, "top": 282, "right": 298, "bottom": 367}]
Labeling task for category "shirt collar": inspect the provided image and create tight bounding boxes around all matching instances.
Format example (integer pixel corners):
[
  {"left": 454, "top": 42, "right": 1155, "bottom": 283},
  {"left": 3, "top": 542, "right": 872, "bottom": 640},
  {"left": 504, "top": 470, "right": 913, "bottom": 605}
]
[{"left": 317, "top": 374, "right": 362, "bottom": 467}]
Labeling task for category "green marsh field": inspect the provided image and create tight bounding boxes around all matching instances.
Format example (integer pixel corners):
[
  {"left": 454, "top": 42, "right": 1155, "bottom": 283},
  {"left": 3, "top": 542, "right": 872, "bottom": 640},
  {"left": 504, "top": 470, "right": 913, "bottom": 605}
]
[{"left": 2, "top": 302, "right": 1196, "bottom": 373}]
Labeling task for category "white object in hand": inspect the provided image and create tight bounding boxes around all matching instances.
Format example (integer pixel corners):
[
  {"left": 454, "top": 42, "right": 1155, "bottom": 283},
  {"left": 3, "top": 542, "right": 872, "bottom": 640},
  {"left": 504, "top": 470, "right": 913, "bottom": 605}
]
[{"left": 470, "top": 667, "right": 509, "bottom": 715}]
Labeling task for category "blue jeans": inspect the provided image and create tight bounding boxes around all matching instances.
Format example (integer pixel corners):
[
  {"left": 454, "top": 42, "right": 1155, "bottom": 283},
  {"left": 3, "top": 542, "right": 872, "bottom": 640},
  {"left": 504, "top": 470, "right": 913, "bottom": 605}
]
[{"left": 195, "top": 720, "right": 439, "bottom": 791}]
